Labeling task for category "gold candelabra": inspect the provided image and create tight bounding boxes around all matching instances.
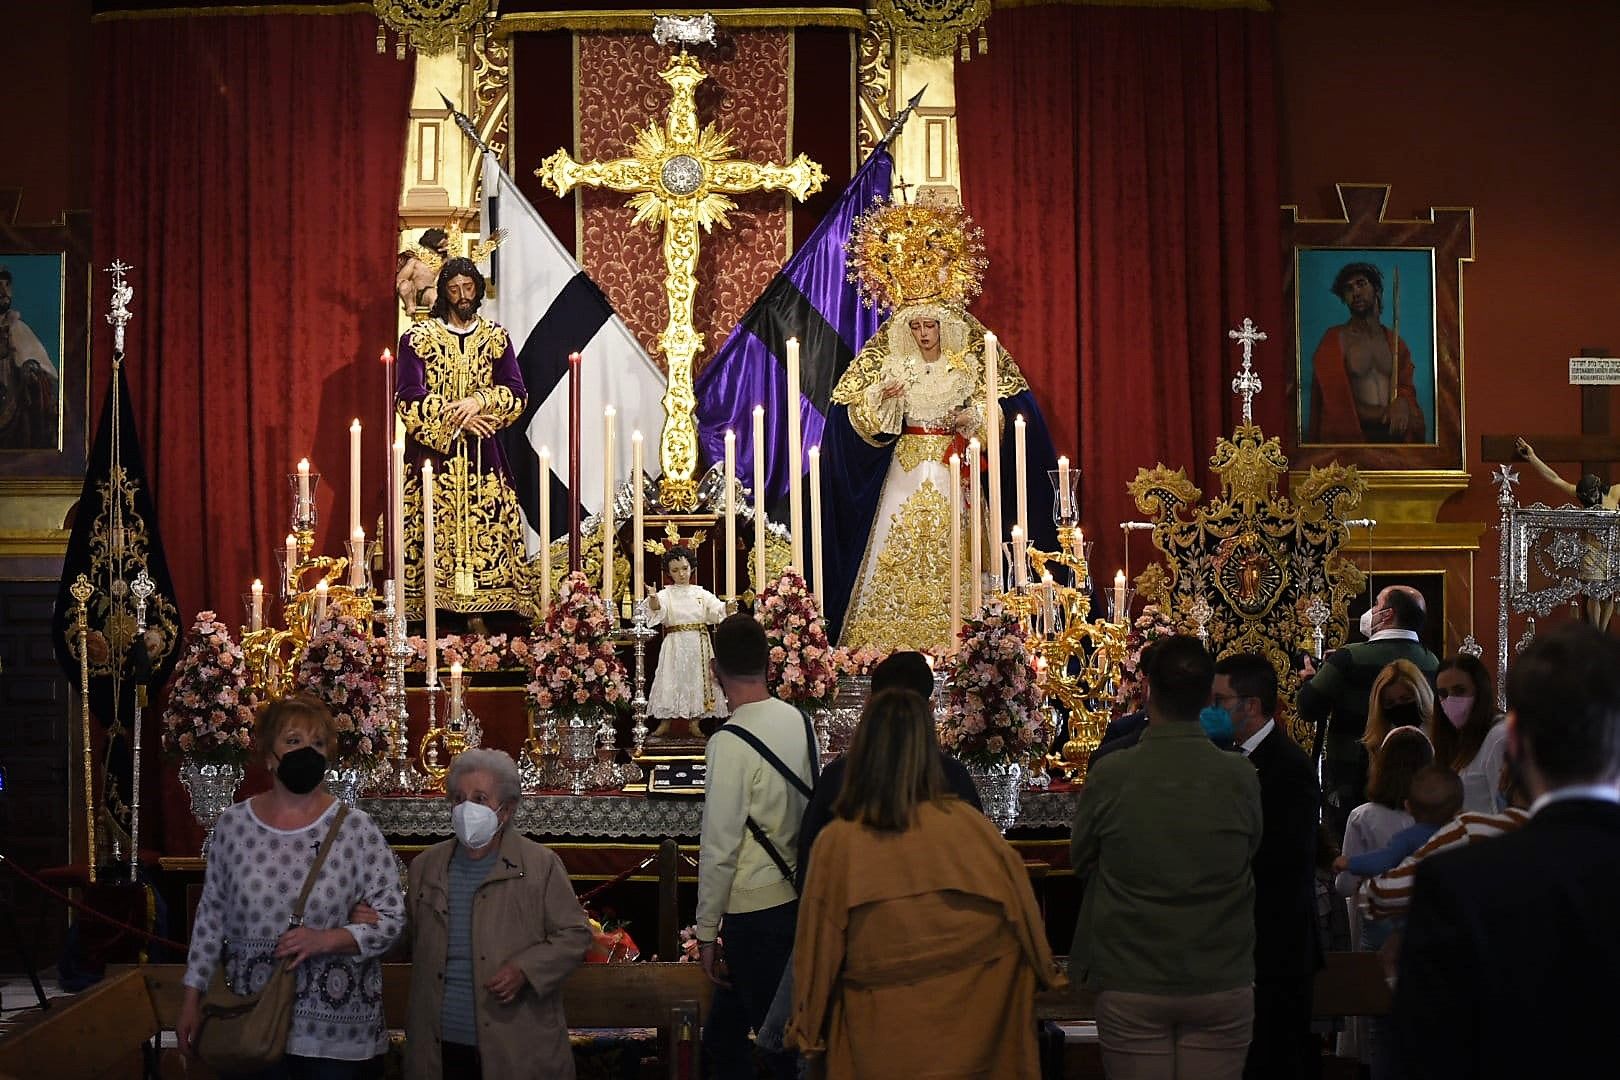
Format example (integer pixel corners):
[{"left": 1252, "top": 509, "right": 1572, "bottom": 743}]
[{"left": 1011, "top": 525, "right": 1130, "bottom": 782}]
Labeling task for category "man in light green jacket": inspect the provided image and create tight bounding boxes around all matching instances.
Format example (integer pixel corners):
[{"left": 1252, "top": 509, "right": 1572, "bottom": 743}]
[{"left": 1070, "top": 635, "right": 1263, "bottom": 1080}]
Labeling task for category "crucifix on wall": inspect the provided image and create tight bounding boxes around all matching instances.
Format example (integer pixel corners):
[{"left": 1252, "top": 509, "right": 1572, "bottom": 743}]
[{"left": 1481, "top": 346, "right": 1620, "bottom": 485}]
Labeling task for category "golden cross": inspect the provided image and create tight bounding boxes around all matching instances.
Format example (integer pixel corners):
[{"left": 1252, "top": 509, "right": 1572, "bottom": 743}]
[{"left": 537, "top": 52, "right": 826, "bottom": 511}]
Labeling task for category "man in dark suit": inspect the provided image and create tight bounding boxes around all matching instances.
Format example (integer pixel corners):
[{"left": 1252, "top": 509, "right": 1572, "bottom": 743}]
[
  {"left": 1394, "top": 622, "right": 1620, "bottom": 1079},
  {"left": 1298, "top": 584, "right": 1440, "bottom": 838},
  {"left": 1214, "top": 654, "right": 1325, "bottom": 1079},
  {"left": 796, "top": 651, "right": 981, "bottom": 889}
]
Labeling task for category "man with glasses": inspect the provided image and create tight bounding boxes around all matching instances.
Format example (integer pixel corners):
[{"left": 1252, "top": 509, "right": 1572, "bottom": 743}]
[{"left": 1214, "top": 655, "right": 1324, "bottom": 1079}]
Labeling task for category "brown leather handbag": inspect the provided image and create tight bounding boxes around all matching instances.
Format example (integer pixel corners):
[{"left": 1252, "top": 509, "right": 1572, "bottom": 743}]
[{"left": 195, "top": 805, "right": 349, "bottom": 1073}]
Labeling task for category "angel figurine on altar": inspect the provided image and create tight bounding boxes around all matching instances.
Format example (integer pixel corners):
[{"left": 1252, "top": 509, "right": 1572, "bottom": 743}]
[{"left": 645, "top": 547, "right": 730, "bottom": 719}]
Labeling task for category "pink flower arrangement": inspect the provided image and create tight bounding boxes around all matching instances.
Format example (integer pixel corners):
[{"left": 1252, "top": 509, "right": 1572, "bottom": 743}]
[
  {"left": 294, "top": 610, "right": 391, "bottom": 767},
  {"left": 406, "top": 632, "right": 534, "bottom": 673},
  {"left": 526, "top": 571, "right": 629, "bottom": 718},
  {"left": 942, "top": 600, "right": 1045, "bottom": 765},
  {"left": 161, "top": 611, "right": 262, "bottom": 764},
  {"left": 1118, "top": 602, "right": 1178, "bottom": 711},
  {"left": 757, "top": 571, "right": 834, "bottom": 709}
]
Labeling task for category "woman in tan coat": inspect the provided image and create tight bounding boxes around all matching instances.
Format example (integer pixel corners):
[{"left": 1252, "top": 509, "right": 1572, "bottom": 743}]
[
  {"left": 404, "top": 749, "right": 592, "bottom": 1079},
  {"left": 785, "top": 690, "right": 1065, "bottom": 1078}
]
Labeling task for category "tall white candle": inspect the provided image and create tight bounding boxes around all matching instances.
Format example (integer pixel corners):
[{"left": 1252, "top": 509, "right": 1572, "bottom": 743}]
[
  {"left": 753, "top": 405, "right": 767, "bottom": 594},
  {"left": 285, "top": 533, "right": 299, "bottom": 596},
  {"left": 250, "top": 578, "right": 263, "bottom": 632},
  {"left": 724, "top": 430, "right": 737, "bottom": 600},
  {"left": 314, "top": 579, "right": 328, "bottom": 623},
  {"left": 983, "top": 333, "right": 1002, "bottom": 581},
  {"left": 785, "top": 337, "right": 803, "bottom": 574},
  {"left": 538, "top": 446, "right": 552, "bottom": 614},
  {"left": 949, "top": 452, "right": 962, "bottom": 651},
  {"left": 422, "top": 461, "right": 437, "bottom": 685},
  {"left": 449, "top": 661, "right": 464, "bottom": 725},
  {"left": 349, "top": 419, "right": 362, "bottom": 537},
  {"left": 632, "top": 430, "right": 645, "bottom": 604},
  {"left": 391, "top": 435, "right": 406, "bottom": 594},
  {"left": 297, "top": 458, "right": 311, "bottom": 518},
  {"left": 1011, "top": 524, "right": 1028, "bottom": 587},
  {"left": 1014, "top": 414, "right": 1028, "bottom": 543},
  {"left": 968, "top": 438, "right": 983, "bottom": 613},
  {"left": 602, "top": 406, "right": 616, "bottom": 616},
  {"left": 808, "top": 444, "right": 823, "bottom": 601},
  {"left": 1058, "top": 455, "right": 1072, "bottom": 519},
  {"left": 1114, "top": 569, "right": 1128, "bottom": 623},
  {"left": 350, "top": 525, "right": 366, "bottom": 589}
]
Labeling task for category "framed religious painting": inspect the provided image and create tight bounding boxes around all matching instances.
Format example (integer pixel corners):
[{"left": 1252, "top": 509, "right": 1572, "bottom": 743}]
[
  {"left": 0, "top": 213, "right": 90, "bottom": 478},
  {"left": 1282, "top": 185, "right": 1473, "bottom": 474}
]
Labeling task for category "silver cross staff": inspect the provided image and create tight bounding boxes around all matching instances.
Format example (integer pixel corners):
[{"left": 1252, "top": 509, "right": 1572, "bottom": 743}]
[
  {"left": 106, "top": 260, "right": 135, "bottom": 356},
  {"left": 128, "top": 569, "right": 156, "bottom": 880},
  {"left": 1227, "top": 317, "right": 1267, "bottom": 424}
]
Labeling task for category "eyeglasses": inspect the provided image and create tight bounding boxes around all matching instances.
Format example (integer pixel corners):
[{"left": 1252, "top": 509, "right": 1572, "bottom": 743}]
[{"left": 1211, "top": 693, "right": 1253, "bottom": 708}]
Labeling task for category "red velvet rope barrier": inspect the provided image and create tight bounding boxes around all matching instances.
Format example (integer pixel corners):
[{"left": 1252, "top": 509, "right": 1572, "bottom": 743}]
[{"left": 0, "top": 853, "right": 189, "bottom": 953}]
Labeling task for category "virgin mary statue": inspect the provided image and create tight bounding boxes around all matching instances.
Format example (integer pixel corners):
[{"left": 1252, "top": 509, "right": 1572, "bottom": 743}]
[{"left": 819, "top": 202, "right": 1059, "bottom": 653}]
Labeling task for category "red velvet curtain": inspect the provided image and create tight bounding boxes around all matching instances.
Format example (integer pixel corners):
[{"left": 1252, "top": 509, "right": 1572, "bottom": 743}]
[
  {"left": 93, "top": 14, "right": 413, "bottom": 851},
  {"left": 957, "top": 4, "right": 1283, "bottom": 583}
]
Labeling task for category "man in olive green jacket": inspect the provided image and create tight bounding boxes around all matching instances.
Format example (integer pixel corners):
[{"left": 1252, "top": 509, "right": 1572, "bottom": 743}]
[{"left": 1070, "top": 636, "right": 1263, "bottom": 1080}]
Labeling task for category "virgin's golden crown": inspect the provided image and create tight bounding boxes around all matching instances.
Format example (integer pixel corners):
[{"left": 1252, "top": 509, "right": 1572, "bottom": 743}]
[{"left": 846, "top": 201, "right": 988, "bottom": 311}]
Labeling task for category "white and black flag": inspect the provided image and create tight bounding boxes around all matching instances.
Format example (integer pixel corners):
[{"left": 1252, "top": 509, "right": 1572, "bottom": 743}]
[{"left": 481, "top": 152, "right": 665, "bottom": 551}]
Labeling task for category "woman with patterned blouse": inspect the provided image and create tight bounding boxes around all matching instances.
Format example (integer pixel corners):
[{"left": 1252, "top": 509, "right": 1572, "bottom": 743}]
[{"left": 177, "top": 695, "right": 405, "bottom": 1078}]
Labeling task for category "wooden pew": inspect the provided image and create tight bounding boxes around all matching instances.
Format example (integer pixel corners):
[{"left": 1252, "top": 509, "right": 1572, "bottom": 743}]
[{"left": 0, "top": 962, "right": 713, "bottom": 1080}]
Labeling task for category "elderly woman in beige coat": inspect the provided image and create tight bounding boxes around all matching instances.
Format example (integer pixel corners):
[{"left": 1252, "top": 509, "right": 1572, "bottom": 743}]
[{"left": 405, "top": 749, "right": 592, "bottom": 1079}]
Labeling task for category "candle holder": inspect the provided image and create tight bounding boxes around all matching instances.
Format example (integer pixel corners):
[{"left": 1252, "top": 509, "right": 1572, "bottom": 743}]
[
  {"left": 242, "top": 591, "right": 267, "bottom": 634},
  {"left": 273, "top": 544, "right": 297, "bottom": 602},
  {"left": 347, "top": 535, "right": 371, "bottom": 594},
  {"left": 377, "top": 582, "right": 427, "bottom": 795},
  {"left": 626, "top": 600, "right": 658, "bottom": 757},
  {"left": 1048, "top": 467, "right": 1081, "bottom": 527},
  {"left": 1108, "top": 585, "right": 1137, "bottom": 625},
  {"left": 287, "top": 470, "right": 322, "bottom": 535},
  {"left": 1000, "top": 541, "right": 1031, "bottom": 591}
]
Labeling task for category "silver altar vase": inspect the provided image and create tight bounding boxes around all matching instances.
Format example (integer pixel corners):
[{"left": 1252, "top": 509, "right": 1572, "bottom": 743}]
[
  {"left": 325, "top": 764, "right": 369, "bottom": 809},
  {"left": 179, "top": 759, "right": 244, "bottom": 855},
  {"left": 965, "top": 760, "right": 1023, "bottom": 833},
  {"left": 562, "top": 712, "right": 601, "bottom": 795},
  {"left": 826, "top": 676, "right": 870, "bottom": 755}
]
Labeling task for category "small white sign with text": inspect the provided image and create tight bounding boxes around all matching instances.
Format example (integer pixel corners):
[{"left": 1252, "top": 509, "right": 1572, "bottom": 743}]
[{"left": 1569, "top": 357, "right": 1620, "bottom": 385}]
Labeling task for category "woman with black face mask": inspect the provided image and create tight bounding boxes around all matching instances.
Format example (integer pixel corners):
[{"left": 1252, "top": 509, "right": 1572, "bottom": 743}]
[
  {"left": 1361, "top": 659, "right": 1438, "bottom": 764},
  {"left": 176, "top": 694, "right": 405, "bottom": 1078}
]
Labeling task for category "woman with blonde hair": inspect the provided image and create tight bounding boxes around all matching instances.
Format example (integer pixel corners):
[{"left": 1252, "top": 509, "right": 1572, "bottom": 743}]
[
  {"left": 1362, "top": 659, "right": 1438, "bottom": 760},
  {"left": 785, "top": 689, "right": 1063, "bottom": 1078},
  {"left": 177, "top": 694, "right": 404, "bottom": 1077}
]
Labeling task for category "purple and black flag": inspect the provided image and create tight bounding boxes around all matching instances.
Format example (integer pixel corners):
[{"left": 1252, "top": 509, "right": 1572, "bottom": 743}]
[{"left": 693, "top": 145, "right": 895, "bottom": 504}]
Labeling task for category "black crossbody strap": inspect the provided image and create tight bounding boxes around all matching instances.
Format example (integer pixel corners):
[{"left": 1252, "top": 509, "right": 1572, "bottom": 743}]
[
  {"left": 717, "top": 725, "right": 814, "bottom": 799},
  {"left": 715, "top": 718, "right": 818, "bottom": 894},
  {"left": 744, "top": 817, "right": 798, "bottom": 890},
  {"left": 289, "top": 804, "right": 349, "bottom": 928}
]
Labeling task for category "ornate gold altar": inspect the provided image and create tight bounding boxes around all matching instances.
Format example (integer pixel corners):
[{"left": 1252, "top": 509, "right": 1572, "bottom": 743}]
[{"left": 1127, "top": 320, "right": 1367, "bottom": 743}]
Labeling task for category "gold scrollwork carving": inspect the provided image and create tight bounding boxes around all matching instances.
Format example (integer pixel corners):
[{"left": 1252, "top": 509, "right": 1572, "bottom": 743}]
[{"left": 1128, "top": 423, "right": 1367, "bottom": 743}]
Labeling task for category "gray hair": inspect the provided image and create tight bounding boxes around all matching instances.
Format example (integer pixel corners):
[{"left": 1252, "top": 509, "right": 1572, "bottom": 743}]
[{"left": 446, "top": 748, "right": 522, "bottom": 808}]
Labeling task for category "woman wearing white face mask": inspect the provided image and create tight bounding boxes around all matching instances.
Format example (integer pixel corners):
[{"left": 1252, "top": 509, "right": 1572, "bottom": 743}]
[
  {"left": 1435, "top": 653, "right": 1510, "bottom": 814},
  {"left": 404, "top": 749, "right": 592, "bottom": 1079}
]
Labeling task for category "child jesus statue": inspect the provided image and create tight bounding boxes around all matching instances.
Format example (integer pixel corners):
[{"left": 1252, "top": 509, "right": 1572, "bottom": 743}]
[{"left": 645, "top": 547, "right": 730, "bottom": 719}]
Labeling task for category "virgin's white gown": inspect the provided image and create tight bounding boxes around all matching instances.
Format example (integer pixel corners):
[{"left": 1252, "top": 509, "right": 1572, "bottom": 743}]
[{"left": 646, "top": 584, "right": 728, "bottom": 719}]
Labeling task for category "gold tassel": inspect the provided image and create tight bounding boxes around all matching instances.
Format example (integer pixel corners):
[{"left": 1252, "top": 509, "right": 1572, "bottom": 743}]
[
  {"left": 979, "top": 28, "right": 989, "bottom": 55},
  {"left": 376, "top": 24, "right": 385, "bottom": 54}
]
